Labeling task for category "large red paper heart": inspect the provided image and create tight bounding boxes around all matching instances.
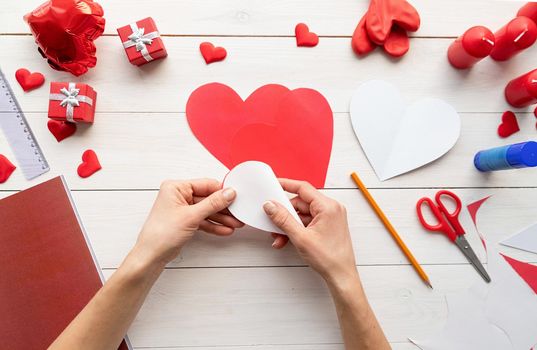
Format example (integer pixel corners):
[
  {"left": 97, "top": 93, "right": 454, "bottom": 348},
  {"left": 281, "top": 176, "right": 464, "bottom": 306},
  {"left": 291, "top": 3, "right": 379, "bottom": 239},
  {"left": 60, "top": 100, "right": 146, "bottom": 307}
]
[
  {"left": 0, "top": 154, "right": 16, "bottom": 184},
  {"left": 186, "top": 83, "right": 333, "bottom": 188},
  {"left": 47, "top": 120, "right": 77, "bottom": 142},
  {"left": 199, "top": 42, "right": 227, "bottom": 64},
  {"left": 15, "top": 68, "right": 45, "bottom": 92},
  {"left": 295, "top": 23, "right": 319, "bottom": 47},
  {"left": 77, "top": 149, "right": 101, "bottom": 178},
  {"left": 498, "top": 111, "right": 520, "bottom": 138}
]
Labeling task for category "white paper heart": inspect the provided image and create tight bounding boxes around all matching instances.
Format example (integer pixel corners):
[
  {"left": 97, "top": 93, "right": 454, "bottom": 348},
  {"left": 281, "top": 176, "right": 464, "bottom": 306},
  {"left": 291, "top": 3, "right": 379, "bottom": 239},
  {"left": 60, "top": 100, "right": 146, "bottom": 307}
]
[
  {"left": 223, "top": 161, "right": 301, "bottom": 234},
  {"left": 350, "top": 80, "right": 461, "bottom": 181}
]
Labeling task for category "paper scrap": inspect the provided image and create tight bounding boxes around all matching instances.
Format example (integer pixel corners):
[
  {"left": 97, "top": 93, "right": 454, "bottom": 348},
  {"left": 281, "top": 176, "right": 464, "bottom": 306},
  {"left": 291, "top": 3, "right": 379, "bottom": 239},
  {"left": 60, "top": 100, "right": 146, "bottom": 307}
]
[{"left": 501, "top": 223, "right": 537, "bottom": 255}]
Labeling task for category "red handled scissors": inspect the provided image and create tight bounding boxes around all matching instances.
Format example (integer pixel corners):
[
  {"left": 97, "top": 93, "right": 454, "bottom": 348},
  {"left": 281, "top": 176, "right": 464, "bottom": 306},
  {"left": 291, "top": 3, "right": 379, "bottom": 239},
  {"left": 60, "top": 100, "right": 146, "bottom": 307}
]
[{"left": 416, "top": 190, "right": 491, "bottom": 283}]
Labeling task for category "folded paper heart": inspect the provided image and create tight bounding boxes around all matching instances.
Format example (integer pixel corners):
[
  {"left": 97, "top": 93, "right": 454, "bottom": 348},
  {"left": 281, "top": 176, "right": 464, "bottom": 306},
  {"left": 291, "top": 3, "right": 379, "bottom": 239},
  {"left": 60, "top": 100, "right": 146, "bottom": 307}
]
[
  {"left": 223, "top": 161, "right": 302, "bottom": 234},
  {"left": 47, "top": 120, "right": 77, "bottom": 142},
  {"left": 350, "top": 80, "right": 460, "bottom": 181},
  {"left": 199, "top": 42, "right": 227, "bottom": 64},
  {"left": 15, "top": 68, "right": 45, "bottom": 92},
  {"left": 0, "top": 155, "right": 16, "bottom": 184},
  {"left": 295, "top": 23, "right": 319, "bottom": 47},
  {"left": 186, "top": 83, "right": 333, "bottom": 188},
  {"left": 77, "top": 149, "right": 101, "bottom": 178},
  {"left": 497, "top": 111, "right": 520, "bottom": 138}
]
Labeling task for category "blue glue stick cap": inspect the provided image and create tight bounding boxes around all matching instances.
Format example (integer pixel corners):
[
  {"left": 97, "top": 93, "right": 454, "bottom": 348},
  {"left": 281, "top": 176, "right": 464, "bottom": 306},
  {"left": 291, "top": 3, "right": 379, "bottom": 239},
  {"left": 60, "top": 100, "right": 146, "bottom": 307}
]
[{"left": 507, "top": 141, "right": 537, "bottom": 168}]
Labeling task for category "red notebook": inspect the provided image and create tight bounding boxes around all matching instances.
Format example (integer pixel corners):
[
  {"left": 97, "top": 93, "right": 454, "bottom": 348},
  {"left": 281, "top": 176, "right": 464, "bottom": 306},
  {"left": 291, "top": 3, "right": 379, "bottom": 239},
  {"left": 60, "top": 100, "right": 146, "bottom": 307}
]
[{"left": 0, "top": 176, "right": 130, "bottom": 350}]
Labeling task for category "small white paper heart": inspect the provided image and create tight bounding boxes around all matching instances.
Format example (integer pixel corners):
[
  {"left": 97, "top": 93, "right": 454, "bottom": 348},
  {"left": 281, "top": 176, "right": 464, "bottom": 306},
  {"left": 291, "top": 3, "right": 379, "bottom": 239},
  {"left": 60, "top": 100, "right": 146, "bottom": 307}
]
[
  {"left": 223, "top": 161, "right": 301, "bottom": 234},
  {"left": 350, "top": 80, "right": 461, "bottom": 181}
]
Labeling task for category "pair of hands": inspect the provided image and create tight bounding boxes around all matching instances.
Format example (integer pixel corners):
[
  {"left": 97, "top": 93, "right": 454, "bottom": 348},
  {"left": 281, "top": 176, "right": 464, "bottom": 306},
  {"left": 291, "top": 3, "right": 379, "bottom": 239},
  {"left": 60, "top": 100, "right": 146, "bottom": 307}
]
[{"left": 136, "top": 178, "right": 358, "bottom": 283}]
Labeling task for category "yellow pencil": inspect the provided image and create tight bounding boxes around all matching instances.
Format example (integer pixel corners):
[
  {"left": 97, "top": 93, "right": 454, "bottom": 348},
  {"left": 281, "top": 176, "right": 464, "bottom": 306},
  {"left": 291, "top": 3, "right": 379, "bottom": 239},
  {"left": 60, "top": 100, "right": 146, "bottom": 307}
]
[{"left": 350, "top": 172, "right": 433, "bottom": 289}]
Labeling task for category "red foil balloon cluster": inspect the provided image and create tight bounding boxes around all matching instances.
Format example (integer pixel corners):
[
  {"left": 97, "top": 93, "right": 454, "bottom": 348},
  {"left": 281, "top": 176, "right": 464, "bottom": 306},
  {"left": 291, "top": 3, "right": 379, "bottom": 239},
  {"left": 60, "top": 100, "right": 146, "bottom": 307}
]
[{"left": 24, "top": 0, "right": 105, "bottom": 76}]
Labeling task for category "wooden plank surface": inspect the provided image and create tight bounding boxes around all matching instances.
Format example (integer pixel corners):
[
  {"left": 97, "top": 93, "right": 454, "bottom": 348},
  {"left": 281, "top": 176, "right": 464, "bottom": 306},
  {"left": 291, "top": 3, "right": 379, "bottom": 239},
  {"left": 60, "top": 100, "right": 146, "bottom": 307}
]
[
  {"left": 1, "top": 1, "right": 536, "bottom": 349},
  {"left": 1, "top": 36, "right": 537, "bottom": 115},
  {"left": 0, "top": 111, "right": 536, "bottom": 191},
  {"left": 0, "top": 0, "right": 526, "bottom": 37}
]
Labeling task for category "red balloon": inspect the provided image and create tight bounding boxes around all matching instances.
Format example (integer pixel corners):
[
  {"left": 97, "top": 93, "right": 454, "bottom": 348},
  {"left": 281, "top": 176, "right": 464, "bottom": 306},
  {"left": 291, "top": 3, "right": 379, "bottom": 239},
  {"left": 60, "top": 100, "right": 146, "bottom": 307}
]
[{"left": 24, "top": 0, "right": 105, "bottom": 76}]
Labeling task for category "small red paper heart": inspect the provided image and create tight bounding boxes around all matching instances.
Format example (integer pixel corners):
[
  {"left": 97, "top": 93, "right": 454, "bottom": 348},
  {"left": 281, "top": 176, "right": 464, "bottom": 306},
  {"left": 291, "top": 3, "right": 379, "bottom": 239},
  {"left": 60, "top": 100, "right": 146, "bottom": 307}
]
[
  {"left": 295, "top": 23, "right": 319, "bottom": 47},
  {"left": 77, "top": 149, "right": 101, "bottom": 178},
  {"left": 0, "top": 154, "right": 16, "bottom": 184},
  {"left": 199, "top": 42, "right": 227, "bottom": 64},
  {"left": 47, "top": 120, "right": 77, "bottom": 142},
  {"left": 498, "top": 111, "right": 520, "bottom": 138},
  {"left": 15, "top": 68, "right": 45, "bottom": 92}
]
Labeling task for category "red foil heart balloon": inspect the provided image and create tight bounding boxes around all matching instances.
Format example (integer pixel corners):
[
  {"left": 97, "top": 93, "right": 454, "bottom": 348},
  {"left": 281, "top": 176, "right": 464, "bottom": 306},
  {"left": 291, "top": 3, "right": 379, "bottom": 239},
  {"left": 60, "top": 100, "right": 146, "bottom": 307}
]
[{"left": 186, "top": 83, "right": 333, "bottom": 188}]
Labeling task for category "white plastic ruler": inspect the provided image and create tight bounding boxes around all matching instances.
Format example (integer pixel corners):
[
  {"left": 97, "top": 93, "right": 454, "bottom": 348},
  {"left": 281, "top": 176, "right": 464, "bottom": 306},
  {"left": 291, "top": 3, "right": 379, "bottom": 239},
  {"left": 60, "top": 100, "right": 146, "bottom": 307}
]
[{"left": 0, "top": 67, "right": 49, "bottom": 180}]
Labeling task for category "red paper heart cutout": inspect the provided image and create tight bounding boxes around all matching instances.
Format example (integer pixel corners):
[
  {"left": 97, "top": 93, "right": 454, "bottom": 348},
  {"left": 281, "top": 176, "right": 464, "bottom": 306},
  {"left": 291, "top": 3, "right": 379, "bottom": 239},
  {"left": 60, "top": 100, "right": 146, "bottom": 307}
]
[
  {"left": 47, "top": 120, "right": 77, "bottom": 142},
  {"left": 498, "top": 111, "right": 520, "bottom": 138},
  {"left": 366, "top": 0, "right": 420, "bottom": 44},
  {"left": 15, "top": 68, "right": 45, "bottom": 92},
  {"left": 77, "top": 149, "right": 101, "bottom": 178},
  {"left": 199, "top": 42, "right": 227, "bottom": 64},
  {"left": 0, "top": 154, "right": 16, "bottom": 184},
  {"left": 383, "top": 25, "right": 409, "bottom": 57},
  {"left": 186, "top": 83, "right": 333, "bottom": 188},
  {"left": 295, "top": 23, "right": 319, "bottom": 47}
]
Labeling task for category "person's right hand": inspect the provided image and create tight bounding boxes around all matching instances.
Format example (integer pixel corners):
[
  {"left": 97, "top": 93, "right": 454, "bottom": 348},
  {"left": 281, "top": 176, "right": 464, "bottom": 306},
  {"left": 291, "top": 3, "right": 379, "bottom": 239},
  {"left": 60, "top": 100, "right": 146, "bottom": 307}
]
[{"left": 263, "top": 179, "right": 358, "bottom": 285}]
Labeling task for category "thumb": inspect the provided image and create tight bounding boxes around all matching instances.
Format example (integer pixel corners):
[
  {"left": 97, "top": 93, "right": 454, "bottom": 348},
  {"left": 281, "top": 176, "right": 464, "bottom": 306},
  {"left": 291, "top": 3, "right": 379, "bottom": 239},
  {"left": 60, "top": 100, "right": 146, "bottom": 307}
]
[
  {"left": 263, "top": 200, "right": 303, "bottom": 237},
  {"left": 192, "top": 187, "right": 236, "bottom": 219}
]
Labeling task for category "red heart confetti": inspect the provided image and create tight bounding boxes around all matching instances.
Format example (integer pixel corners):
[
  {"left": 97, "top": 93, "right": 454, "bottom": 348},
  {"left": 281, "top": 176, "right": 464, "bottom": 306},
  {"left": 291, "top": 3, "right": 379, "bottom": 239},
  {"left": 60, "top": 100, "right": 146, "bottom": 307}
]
[
  {"left": 199, "top": 42, "right": 227, "bottom": 64},
  {"left": 15, "top": 68, "right": 45, "bottom": 92},
  {"left": 0, "top": 154, "right": 16, "bottom": 184},
  {"left": 295, "top": 23, "right": 319, "bottom": 47},
  {"left": 47, "top": 120, "right": 77, "bottom": 142},
  {"left": 77, "top": 149, "right": 101, "bottom": 178},
  {"left": 498, "top": 111, "right": 520, "bottom": 138},
  {"left": 186, "top": 83, "right": 333, "bottom": 188}
]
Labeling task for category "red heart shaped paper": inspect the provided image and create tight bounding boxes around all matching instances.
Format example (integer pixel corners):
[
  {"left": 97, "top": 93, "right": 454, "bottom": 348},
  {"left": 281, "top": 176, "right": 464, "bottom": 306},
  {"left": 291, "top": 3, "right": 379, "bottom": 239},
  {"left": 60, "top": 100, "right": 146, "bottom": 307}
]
[
  {"left": 498, "top": 111, "right": 520, "bottom": 138},
  {"left": 199, "top": 42, "right": 227, "bottom": 64},
  {"left": 15, "top": 68, "right": 45, "bottom": 92},
  {"left": 47, "top": 120, "right": 77, "bottom": 142},
  {"left": 0, "top": 154, "right": 16, "bottom": 184},
  {"left": 295, "top": 23, "right": 319, "bottom": 47},
  {"left": 77, "top": 149, "right": 101, "bottom": 178},
  {"left": 186, "top": 83, "right": 333, "bottom": 188}
]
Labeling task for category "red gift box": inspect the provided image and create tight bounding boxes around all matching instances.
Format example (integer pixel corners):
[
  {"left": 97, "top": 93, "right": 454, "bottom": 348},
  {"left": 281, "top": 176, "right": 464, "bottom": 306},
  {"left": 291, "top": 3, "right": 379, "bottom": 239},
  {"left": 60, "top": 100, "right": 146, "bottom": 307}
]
[
  {"left": 48, "top": 82, "right": 97, "bottom": 123},
  {"left": 117, "top": 17, "right": 167, "bottom": 66}
]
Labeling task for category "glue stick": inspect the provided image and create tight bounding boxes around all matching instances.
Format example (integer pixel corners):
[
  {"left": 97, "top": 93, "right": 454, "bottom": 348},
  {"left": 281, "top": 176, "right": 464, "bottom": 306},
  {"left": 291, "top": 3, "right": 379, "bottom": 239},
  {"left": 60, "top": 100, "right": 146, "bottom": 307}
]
[{"left": 474, "top": 141, "right": 537, "bottom": 172}]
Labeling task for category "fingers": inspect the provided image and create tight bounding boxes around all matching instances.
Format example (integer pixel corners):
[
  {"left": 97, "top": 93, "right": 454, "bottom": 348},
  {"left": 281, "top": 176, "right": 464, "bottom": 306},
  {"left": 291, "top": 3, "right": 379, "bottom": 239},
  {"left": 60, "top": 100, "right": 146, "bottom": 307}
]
[
  {"left": 188, "top": 178, "right": 223, "bottom": 197},
  {"left": 290, "top": 196, "right": 310, "bottom": 215},
  {"left": 271, "top": 233, "right": 289, "bottom": 249},
  {"left": 199, "top": 220, "right": 235, "bottom": 236},
  {"left": 207, "top": 212, "right": 244, "bottom": 228},
  {"left": 192, "top": 187, "right": 236, "bottom": 220},
  {"left": 278, "top": 178, "right": 324, "bottom": 204},
  {"left": 263, "top": 200, "right": 304, "bottom": 238}
]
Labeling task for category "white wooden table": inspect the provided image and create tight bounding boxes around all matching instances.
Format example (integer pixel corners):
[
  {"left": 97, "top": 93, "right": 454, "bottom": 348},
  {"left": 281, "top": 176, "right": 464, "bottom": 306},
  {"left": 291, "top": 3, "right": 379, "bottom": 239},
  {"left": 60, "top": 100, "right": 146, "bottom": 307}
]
[{"left": 1, "top": 1, "right": 537, "bottom": 348}]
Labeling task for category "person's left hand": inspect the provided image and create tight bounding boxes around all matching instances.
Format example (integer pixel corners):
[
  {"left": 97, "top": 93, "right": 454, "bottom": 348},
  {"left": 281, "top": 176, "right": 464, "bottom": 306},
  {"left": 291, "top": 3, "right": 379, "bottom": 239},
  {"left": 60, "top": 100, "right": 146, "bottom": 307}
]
[{"left": 135, "top": 179, "right": 243, "bottom": 266}]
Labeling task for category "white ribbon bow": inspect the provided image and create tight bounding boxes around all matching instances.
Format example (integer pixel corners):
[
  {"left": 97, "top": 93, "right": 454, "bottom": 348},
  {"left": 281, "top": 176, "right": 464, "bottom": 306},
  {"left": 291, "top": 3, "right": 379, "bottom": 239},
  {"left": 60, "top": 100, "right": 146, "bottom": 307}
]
[
  {"left": 122, "top": 23, "right": 160, "bottom": 62},
  {"left": 49, "top": 83, "right": 94, "bottom": 122}
]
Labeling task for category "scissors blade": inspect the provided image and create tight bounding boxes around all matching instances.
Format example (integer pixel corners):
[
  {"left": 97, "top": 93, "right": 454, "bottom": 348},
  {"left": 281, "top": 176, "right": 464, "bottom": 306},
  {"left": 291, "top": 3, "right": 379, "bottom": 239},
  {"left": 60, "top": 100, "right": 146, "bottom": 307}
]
[{"left": 455, "top": 236, "right": 492, "bottom": 283}]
